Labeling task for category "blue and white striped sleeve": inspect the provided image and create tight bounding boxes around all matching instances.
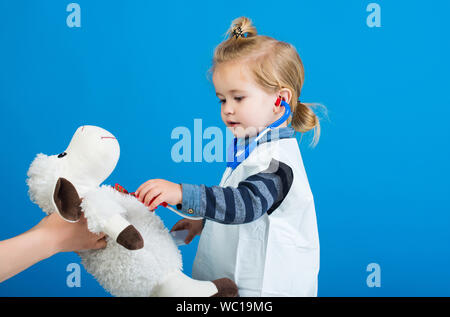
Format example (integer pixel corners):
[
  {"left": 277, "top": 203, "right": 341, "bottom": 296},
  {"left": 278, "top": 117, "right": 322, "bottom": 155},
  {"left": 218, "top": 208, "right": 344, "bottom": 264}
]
[{"left": 176, "top": 159, "right": 294, "bottom": 224}]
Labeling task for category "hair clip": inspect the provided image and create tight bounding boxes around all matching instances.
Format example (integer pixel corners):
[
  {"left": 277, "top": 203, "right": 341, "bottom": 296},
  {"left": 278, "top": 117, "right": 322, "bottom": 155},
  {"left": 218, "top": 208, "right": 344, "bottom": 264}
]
[{"left": 232, "top": 26, "right": 244, "bottom": 39}]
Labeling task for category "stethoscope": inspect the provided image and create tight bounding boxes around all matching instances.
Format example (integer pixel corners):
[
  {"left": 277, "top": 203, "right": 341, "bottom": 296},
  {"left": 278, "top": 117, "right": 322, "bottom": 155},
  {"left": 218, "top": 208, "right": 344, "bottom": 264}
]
[
  {"left": 129, "top": 96, "right": 291, "bottom": 220},
  {"left": 226, "top": 96, "right": 291, "bottom": 170}
]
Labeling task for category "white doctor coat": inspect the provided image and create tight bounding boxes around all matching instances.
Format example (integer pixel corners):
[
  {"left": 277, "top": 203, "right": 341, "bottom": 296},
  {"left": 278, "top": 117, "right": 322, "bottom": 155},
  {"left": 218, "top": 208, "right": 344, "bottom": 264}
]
[{"left": 192, "top": 137, "right": 320, "bottom": 297}]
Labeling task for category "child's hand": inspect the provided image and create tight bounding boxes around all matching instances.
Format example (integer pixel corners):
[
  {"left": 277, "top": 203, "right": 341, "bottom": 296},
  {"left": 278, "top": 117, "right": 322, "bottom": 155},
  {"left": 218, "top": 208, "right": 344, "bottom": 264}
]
[
  {"left": 135, "top": 179, "right": 182, "bottom": 211},
  {"left": 170, "top": 218, "right": 204, "bottom": 244}
]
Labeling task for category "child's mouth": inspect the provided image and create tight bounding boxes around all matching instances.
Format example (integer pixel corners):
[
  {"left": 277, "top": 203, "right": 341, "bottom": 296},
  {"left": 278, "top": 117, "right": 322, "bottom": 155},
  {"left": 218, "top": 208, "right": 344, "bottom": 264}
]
[{"left": 227, "top": 121, "right": 240, "bottom": 127}]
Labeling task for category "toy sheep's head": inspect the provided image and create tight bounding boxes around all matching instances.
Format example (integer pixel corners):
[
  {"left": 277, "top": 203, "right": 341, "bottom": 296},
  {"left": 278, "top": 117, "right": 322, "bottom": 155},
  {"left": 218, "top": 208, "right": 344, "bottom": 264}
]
[
  {"left": 57, "top": 125, "right": 120, "bottom": 189},
  {"left": 27, "top": 125, "right": 120, "bottom": 217}
]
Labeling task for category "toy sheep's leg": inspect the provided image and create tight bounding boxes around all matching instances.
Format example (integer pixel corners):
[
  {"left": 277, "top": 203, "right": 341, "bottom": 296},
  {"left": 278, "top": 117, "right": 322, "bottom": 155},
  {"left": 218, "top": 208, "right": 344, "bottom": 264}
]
[
  {"left": 102, "top": 213, "right": 144, "bottom": 250},
  {"left": 151, "top": 270, "right": 238, "bottom": 297}
]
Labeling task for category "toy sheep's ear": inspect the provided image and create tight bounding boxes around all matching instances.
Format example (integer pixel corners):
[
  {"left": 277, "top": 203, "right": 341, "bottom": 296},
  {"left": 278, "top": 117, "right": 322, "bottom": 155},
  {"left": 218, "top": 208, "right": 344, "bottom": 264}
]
[{"left": 53, "top": 177, "right": 82, "bottom": 222}]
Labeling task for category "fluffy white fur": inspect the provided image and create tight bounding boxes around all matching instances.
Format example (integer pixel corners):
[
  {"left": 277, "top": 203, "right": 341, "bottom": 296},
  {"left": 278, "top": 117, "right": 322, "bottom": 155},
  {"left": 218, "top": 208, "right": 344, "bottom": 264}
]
[
  {"left": 79, "top": 185, "right": 182, "bottom": 297},
  {"left": 23, "top": 125, "right": 237, "bottom": 297},
  {"left": 26, "top": 152, "right": 182, "bottom": 296},
  {"left": 27, "top": 153, "right": 64, "bottom": 216}
]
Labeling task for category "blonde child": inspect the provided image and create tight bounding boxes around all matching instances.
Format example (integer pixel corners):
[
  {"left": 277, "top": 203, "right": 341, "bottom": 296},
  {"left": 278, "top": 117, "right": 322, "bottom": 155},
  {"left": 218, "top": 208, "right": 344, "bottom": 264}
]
[{"left": 135, "top": 17, "right": 322, "bottom": 297}]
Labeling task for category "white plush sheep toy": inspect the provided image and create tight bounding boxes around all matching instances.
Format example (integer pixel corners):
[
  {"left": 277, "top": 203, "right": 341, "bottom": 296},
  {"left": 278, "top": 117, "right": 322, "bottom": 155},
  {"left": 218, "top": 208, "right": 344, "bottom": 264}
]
[{"left": 26, "top": 125, "right": 238, "bottom": 297}]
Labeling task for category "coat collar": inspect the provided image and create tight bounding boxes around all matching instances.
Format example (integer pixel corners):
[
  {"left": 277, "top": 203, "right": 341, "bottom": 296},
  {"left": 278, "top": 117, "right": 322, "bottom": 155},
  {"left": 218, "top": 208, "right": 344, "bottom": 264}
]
[{"left": 239, "top": 126, "right": 296, "bottom": 148}]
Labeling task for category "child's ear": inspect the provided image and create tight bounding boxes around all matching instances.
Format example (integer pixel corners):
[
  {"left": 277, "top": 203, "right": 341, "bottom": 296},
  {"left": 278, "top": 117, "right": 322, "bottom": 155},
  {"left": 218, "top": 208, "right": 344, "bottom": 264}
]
[
  {"left": 53, "top": 177, "right": 82, "bottom": 222},
  {"left": 273, "top": 89, "right": 292, "bottom": 112},
  {"left": 279, "top": 88, "right": 292, "bottom": 104}
]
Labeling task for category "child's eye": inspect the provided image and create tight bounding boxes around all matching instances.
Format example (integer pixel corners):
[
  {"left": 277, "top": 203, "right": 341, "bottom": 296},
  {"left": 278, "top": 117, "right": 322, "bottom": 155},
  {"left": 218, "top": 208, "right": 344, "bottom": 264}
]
[{"left": 218, "top": 96, "right": 244, "bottom": 105}]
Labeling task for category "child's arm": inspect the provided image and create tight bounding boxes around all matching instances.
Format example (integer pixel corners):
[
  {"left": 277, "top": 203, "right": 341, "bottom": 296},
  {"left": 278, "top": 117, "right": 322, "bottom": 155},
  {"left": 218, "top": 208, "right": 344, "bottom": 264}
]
[{"left": 177, "top": 158, "right": 294, "bottom": 224}]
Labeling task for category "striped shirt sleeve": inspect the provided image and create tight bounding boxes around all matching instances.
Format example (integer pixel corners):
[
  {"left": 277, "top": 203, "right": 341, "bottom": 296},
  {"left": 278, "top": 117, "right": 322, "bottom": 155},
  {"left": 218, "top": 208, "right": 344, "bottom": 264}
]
[{"left": 176, "top": 159, "right": 294, "bottom": 224}]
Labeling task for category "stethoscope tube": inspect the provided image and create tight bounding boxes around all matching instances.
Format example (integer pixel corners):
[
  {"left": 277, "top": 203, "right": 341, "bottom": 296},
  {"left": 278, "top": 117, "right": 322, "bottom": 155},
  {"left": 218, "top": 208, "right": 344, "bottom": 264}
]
[
  {"left": 161, "top": 98, "right": 292, "bottom": 219},
  {"left": 227, "top": 98, "right": 291, "bottom": 170}
]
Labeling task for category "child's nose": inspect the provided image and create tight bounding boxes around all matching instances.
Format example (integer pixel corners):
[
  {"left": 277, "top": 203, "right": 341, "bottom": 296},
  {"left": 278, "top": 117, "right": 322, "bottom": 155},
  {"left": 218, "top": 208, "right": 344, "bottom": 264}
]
[{"left": 222, "top": 102, "right": 235, "bottom": 114}]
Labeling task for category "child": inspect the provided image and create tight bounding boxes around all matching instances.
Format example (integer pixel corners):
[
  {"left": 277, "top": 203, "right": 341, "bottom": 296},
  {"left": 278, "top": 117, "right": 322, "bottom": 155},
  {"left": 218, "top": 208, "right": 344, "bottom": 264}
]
[{"left": 135, "top": 17, "right": 322, "bottom": 297}]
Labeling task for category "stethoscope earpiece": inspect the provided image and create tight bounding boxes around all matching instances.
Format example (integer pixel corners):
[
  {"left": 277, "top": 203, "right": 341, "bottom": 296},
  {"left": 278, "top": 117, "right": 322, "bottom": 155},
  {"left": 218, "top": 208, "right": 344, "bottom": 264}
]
[{"left": 275, "top": 96, "right": 286, "bottom": 107}]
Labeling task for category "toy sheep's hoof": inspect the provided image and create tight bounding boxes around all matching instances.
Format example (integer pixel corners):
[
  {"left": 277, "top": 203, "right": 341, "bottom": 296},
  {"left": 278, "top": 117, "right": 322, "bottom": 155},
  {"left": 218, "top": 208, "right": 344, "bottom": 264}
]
[
  {"left": 211, "top": 278, "right": 239, "bottom": 297},
  {"left": 117, "top": 225, "right": 144, "bottom": 250},
  {"left": 53, "top": 177, "right": 82, "bottom": 222}
]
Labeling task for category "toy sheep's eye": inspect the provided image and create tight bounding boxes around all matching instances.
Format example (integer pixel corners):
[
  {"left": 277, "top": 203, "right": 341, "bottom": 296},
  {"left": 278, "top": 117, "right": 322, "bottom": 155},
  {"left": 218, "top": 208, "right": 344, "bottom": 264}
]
[{"left": 58, "top": 152, "right": 67, "bottom": 158}]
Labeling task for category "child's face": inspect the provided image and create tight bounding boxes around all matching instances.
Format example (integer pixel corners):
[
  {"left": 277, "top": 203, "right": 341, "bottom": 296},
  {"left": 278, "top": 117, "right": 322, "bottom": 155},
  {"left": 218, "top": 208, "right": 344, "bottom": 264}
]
[{"left": 213, "top": 62, "right": 284, "bottom": 138}]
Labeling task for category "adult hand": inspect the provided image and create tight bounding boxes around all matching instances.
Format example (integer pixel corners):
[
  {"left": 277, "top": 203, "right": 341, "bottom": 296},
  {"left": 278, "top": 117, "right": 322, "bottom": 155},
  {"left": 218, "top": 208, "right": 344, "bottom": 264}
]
[
  {"left": 0, "top": 211, "right": 106, "bottom": 283},
  {"left": 34, "top": 212, "right": 107, "bottom": 254}
]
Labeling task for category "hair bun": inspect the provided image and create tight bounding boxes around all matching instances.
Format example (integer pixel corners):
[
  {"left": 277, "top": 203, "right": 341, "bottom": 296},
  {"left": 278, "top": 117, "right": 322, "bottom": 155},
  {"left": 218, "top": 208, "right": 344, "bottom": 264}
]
[{"left": 226, "top": 16, "right": 258, "bottom": 40}]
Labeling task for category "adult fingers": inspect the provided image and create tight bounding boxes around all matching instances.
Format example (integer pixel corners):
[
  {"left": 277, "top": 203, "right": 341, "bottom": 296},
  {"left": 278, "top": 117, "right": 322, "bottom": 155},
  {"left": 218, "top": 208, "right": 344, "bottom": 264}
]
[
  {"left": 95, "top": 237, "right": 107, "bottom": 249},
  {"left": 78, "top": 212, "right": 88, "bottom": 225}
]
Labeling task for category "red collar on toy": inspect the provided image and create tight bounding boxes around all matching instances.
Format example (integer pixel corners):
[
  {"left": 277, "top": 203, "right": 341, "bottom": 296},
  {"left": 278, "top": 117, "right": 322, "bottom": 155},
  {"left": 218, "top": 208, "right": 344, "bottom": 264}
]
[{"left": 114, "top": 183, "right": 136, "bottom": 196}]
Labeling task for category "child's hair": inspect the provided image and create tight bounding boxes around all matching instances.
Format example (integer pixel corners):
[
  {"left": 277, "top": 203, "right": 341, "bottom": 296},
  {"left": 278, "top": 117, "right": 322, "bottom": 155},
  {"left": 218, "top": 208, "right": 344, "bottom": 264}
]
[{"left": 207, "top": 17, "right": 327, "bottom": 147}]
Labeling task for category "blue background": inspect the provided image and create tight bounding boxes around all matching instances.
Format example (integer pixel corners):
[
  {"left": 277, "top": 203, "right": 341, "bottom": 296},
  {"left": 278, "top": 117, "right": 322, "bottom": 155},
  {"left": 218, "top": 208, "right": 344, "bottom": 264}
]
[{"left": 0, "top": 0, "right": 449, "bottom": 296}]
